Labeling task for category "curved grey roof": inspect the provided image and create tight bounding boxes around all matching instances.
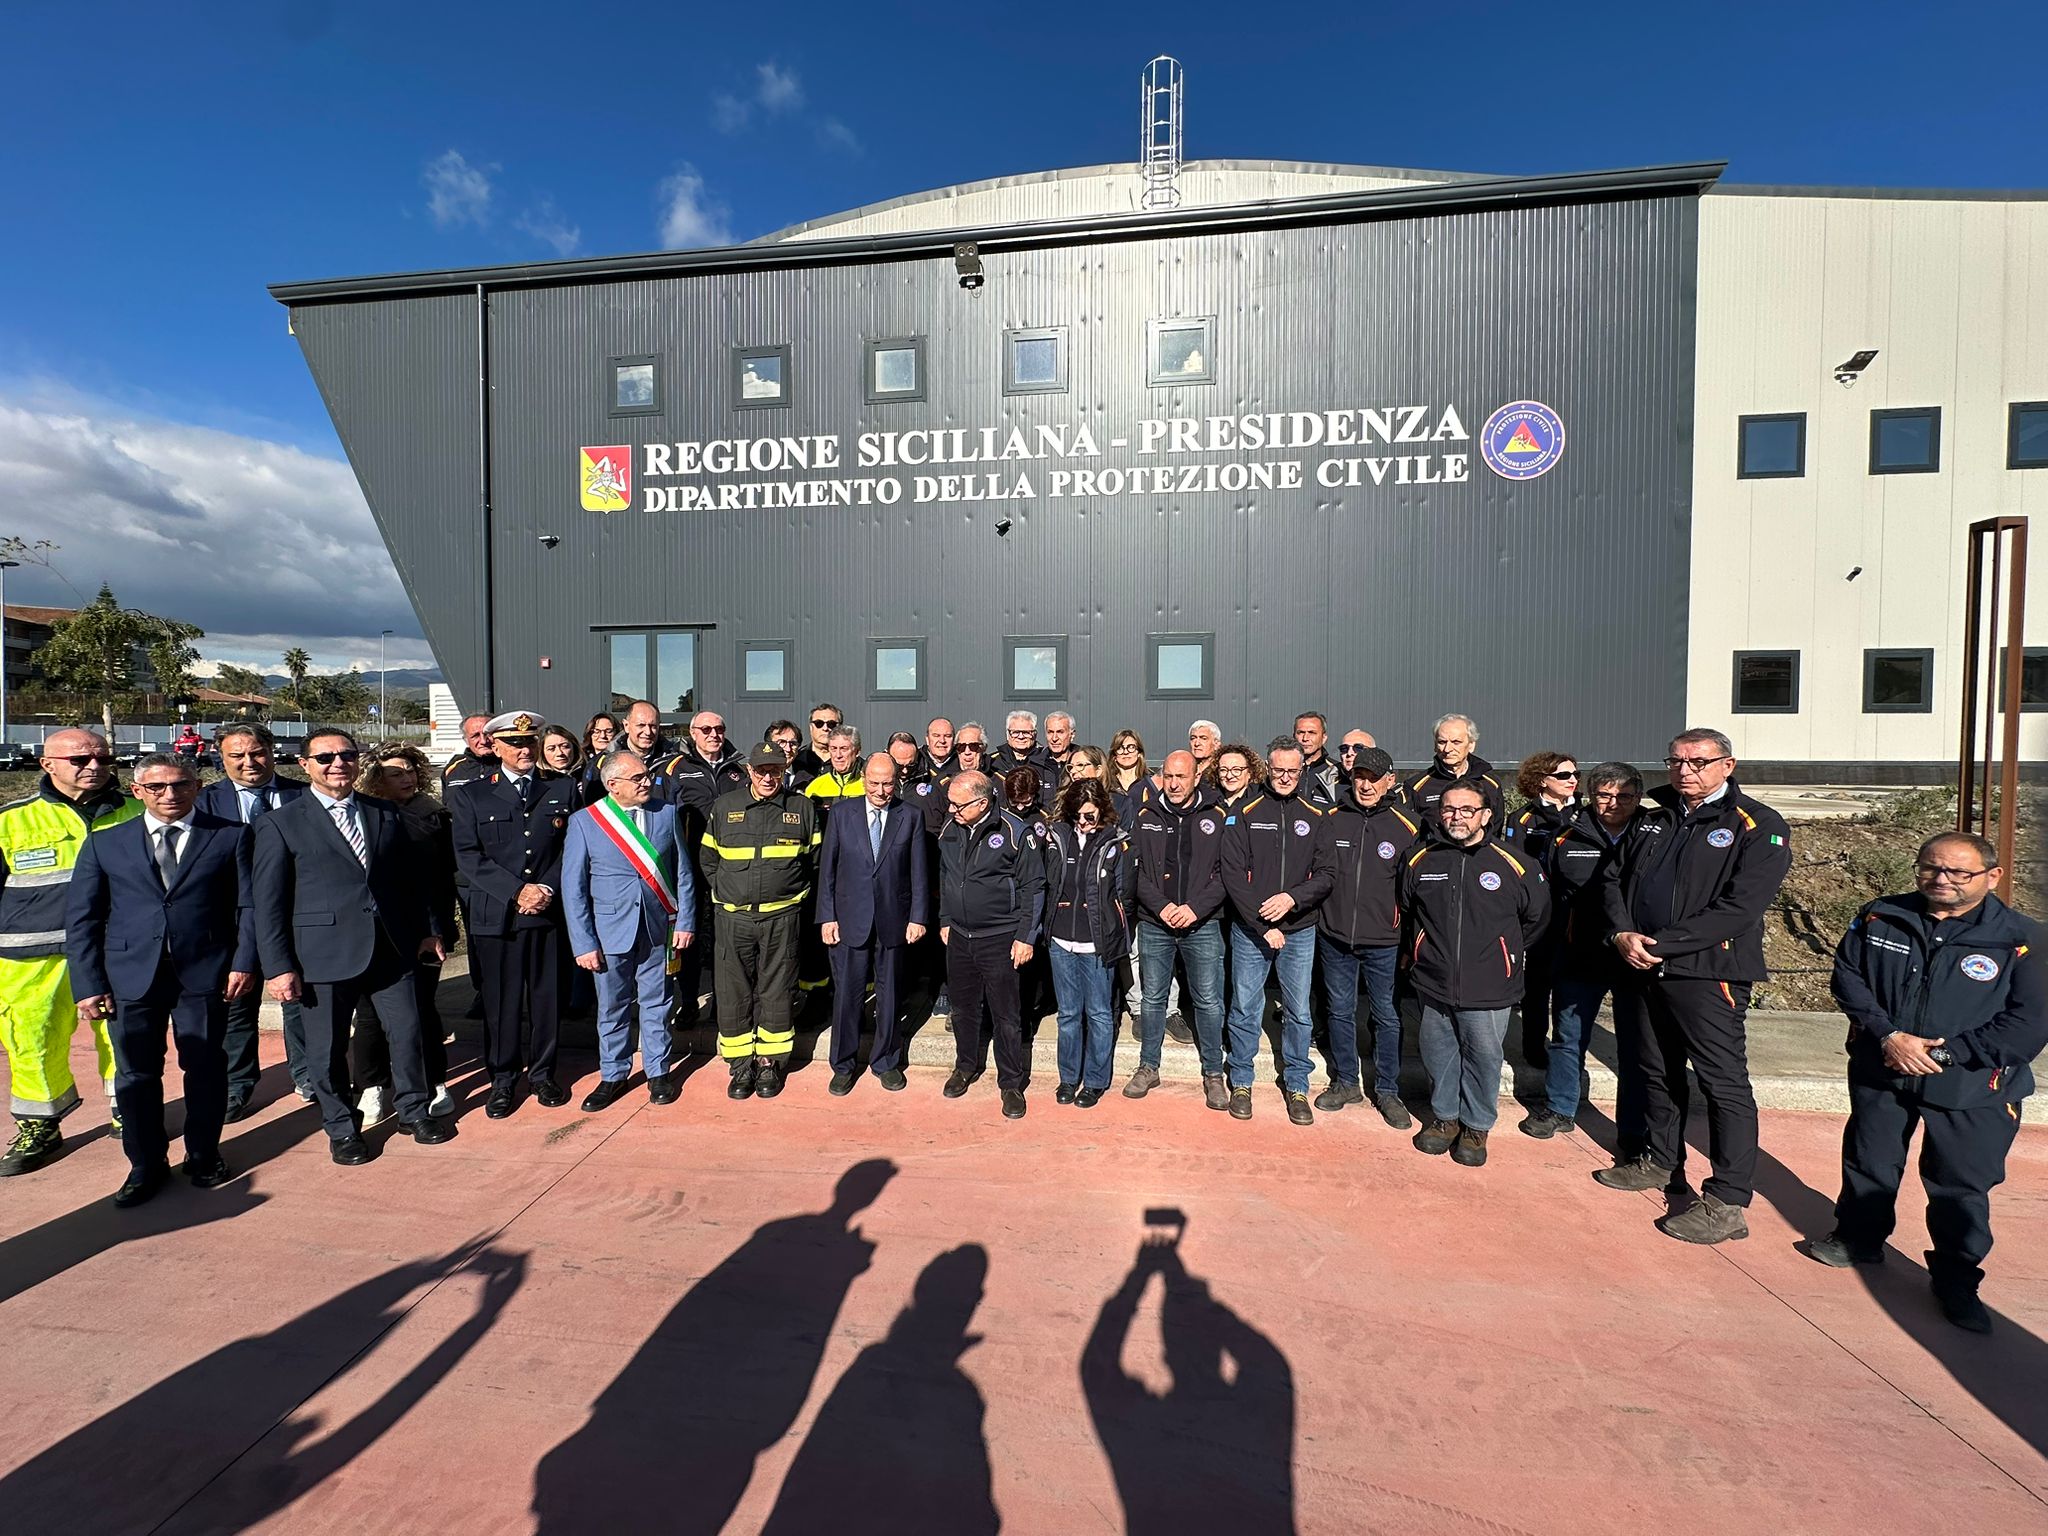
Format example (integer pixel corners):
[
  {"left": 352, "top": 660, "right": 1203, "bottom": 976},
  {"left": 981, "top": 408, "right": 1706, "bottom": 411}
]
[{"left": 754, "top": 157, "right": 1498, "bottom": 244}]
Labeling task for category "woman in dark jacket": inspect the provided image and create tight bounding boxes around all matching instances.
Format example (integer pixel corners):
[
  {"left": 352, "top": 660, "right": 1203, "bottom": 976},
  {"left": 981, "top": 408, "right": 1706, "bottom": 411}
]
[
  {"left": 1043, "top": 778, "right": 1136, "bottom": 1106},
  {"left": 580, "top": 712, "right": 621, "bottom": 803},
  {"left": 354, "top": 744, "right": 459, "bottom": 1117},
  {"left": 1507, "top": 749, "right": 1580, "bottom": 1069}
]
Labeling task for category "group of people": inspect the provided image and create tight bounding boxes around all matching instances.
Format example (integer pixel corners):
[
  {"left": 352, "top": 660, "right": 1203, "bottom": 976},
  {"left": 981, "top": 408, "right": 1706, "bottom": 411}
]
[{"left": 0, "top": 700, "right": 2037, "bottom": 1333}]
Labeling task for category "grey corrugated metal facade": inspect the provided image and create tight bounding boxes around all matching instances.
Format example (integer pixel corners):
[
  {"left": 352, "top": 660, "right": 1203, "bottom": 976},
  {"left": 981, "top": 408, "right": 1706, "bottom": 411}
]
[{"left": 277, "top": 163, "right": 1713, "bottom": 764}]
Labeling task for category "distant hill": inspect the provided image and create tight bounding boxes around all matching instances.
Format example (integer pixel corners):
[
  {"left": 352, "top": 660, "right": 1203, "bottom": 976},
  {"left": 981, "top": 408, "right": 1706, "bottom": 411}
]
[{"left": 232, "top": 667, "right": 445, "bottom": 700}]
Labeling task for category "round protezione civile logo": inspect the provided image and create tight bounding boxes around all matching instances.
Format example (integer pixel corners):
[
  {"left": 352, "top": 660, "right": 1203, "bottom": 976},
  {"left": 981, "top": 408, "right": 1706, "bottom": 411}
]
[
  {"left": 1377, "top": 841, "right": 1397, "bottom": 861},
  {"left": 1706, "top": 828, "right": 1736, "bottom": 849},
  {"left": 1478, "top": 401, "right": 1566, "bottom": 482},
  {"left": 1960, "top": 954, "right": 2000, "bottom": 982},
  {"left": 1478, "top": 870, "right": 1502, "bottom": 891}
]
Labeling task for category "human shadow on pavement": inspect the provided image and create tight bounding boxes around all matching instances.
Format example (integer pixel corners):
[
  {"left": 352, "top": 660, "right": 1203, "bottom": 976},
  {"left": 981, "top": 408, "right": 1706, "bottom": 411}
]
[
  {"left": 0, "top": 1066, "right": 327, "bottom": 1307},
  {"left": 0, "top": 1238, "right": 523, "bottom": 1536},
  {"left": 761, "top": 1244, "right": 999, "bottom": 1534},
  {"left": 530, "top": 1157, "right": 898, "bottom": 1534},
  {"left": 1082, "top": 1218, "right": 1298, "bottom": 1535}
]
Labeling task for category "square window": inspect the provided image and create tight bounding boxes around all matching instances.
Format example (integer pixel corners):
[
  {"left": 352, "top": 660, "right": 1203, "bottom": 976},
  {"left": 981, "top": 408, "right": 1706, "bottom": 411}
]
[
  {"left": 1995, "top": 648, "right": 2048, "bottom": 712},
  {"left": 600, "top": 628, "right": 697, "bottom": 721},
  {"left": 1147, "top": 317, "right": 1215, "bottom": 386},
  {"left": 1732, "top": 650, "right": 1800, "bottom": 713},
  {"left": 2010, "top": 402, "right": 2048, "bottom": 469},
  {"left": 738, "top": 640, "right": 793, "bottom": 702},
  {"left": 734, "top": 345, "right": 791, "bottom": 410},
  {"left": 1737, "top": 414, "right": 1805, "bottom": 479},
  {"left": 1004, "top": 635, "right": 1066, "bottom": 700},
  {"left": 1146, "top": 632, "right": 1215, "bottom": 700},
  {"left": 1863, "top": 648, "right": 1933, "bottom": 713},
  {"left": 609, "top": 354, "right": 660, "bottom": 417},
  {"left": 1869, "top": 407, "right": 1941, "bottom": 475},
  {"left": 655, "top": 631, "right": 696, "bottom": 717},
  {"left": 869, "top": 638, "right": 927, "bottom": 701},
  {"left": 1003, "top": 327, "right": 1067, "bottom": 395},
  {"left": 865, "top": 337, "right": 926, "bottom": 403}
]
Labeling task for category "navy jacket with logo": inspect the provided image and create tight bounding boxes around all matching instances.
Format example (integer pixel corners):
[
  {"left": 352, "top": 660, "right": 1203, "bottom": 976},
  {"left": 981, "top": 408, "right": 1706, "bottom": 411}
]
[
  {"left": 1544, "top": 804, "right": 1637, "bottom": 974},
  {"left": 1502, "top": 799, "right": 1573, "bottom": 862},
  {"left": 938, "top": 806, "right": 1046, "bottom": 943},
  {"left": 1396, "top": 834, "right": 1550, "bottom": 1010},
  {"left": 1398, "top": 754, "right": 1505, "bottom": 821},
  {"left": 1831, "top": 890, "right": 2047, "bottom": 1110},
  {"left": 1598, "top": 781, "right": 1792, "bottom": 984},
  {"left": 1043, "top": 821, "right": 1136, "bottom": 962},
  {"left": 1220, "top": 789, "right": 1333, "bottom": 936},
  {"left": 1317, "top": 795, "right": 1422, "bottom": 949},
  {"left": 1129, "top": 781, "right": 1226, "bottom": 926}
]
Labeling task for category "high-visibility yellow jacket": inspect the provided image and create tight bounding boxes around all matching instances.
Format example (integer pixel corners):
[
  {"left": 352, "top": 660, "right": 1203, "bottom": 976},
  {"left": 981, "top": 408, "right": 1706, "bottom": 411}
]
[
  {"left": 700, "top": 787, "right": 820, "bottom": 914},
  {"left": 0, "top": 780, "right": 142, "bottom": 961}
]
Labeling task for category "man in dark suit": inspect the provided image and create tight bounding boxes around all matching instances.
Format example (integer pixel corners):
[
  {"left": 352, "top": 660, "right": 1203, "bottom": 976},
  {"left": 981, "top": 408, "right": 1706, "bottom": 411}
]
[
  {"left": 67, "top": 754, "right": 257, "bottom": 1206},
  {"left": 451, "top": 710, "right": 580, "bottom": 1118},
  {"left": 197, "top": 722, "right": 308, "bottom": 1119},
  {"left": 818, "top": 753, "right": 930, "bottom": 1095},
  {"left": 252, "top": 728, "right": 451, "bottom": 1165}
]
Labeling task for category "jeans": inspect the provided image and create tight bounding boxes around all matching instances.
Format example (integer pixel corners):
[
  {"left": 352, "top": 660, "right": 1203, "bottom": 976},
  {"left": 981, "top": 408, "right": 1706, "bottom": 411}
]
[
  {"left": 1315, "top": 934, "right": 1401, "bottom": 1096},
  {"left": 1136, "top": 917, "right": 1225, "bottom": 1075},
  {"left": 1544, "top": 971, "right": 1609, "bottom": 1119},
  {"left": 1049, "top": 944, "right": 1118, "bottom": 1090},
  {"left": 1418, "top": 1001, "right": 1511, "bottom": 1131},
  {"left": 1226, "top": 924, "right": 1314, "bottom": 1092}
]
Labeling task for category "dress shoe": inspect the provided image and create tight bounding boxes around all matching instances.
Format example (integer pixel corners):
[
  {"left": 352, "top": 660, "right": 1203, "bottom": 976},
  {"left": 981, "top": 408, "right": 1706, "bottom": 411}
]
[
  {"left": 647, "top": 1073, "right": 681, "bottom": 1105},
  {"left": 485, "top": 1083, "right": 518, "bottom": 1119},
  {"left": 728, "top": 1061, "right": 758, "bottom": 1100},
  {"left": 1075, "top": 1085, "right": 1104, "bottom": 1109},
  {"left": 1228, "top": 1086, "right": 1253, "bottom": 1121},
  {"left": 1413, "top": 1118, "right": 1460, "bottom": 1156},
  {"left": 1593, "top": 1155, "right": 1675, "bottom": 1192},
  {"left": 828, "top": 1071, "right": 857, "bottom": 1097},
  {"left": 1803, "top": 1232, "right": 1883, "bottom": 1268},
  {"left": 582, "top": 1078, "right": 632, "bottom": 1113},
  {"left": 1375, "top": 1092, "right": 1413, "bottom": 1130},
  {"left": 401, "top": 1116, "right": 456, "bottom": 1146},
  {"left": 330, "top": 1134, "right": 373, "bottom": 1166},
  {"left": 222, "top": 1089, "right": 255, "bottom": 1124},
  {"left": 1451, "top": 1127, "right": 1489, "bottom": 1167},
  {"left": 1286, "top": 1092, "right": 1315, "bottom": 1127},
  {"left": 1122, "top": 1065, "right": 1160, "bottom": 1100},
  {"left": 878, "top": 1068, "right": 908, "bottom": 1092},
  {"left": 942, "top": 1068, "right": 978, "bottom": 1099},
  {"left": 1314, "top": 1081, "right": 1363, "bottom": 1113},
  {"left": 1000, "top": 1089, "right": 1027, "bottom": 1119},
  {"left": 1658, "top": 1194, "right": 1749, "bottom": 1245},
  {"left": 427, "top": 1084, "right": 457, "bottom": 1118},
  {"left": 1164, "top": 1011, "right": 1195, "bottom": 1044},
  {"left": 182, "top": 1155, "right": 233, "bottom": 1188},
  {"left": 112, "top": 1163, "right": 170, "bottom": 1208},
  {"left": 754, "top": 1061, "right": 786, "bottom": 1099},
  {"left": 1202, "top": 1074, "right": 1229, "bottom": 1111},
  {"left": 1055, "top": 1082, "right": 1078, "bottom": 1105},
  {"left": 1935, "top": 1283, "right": 1993, "bottom": 1335},
  {"left": 532, "top": 1077, "right": 571, "bottom": 1108}
]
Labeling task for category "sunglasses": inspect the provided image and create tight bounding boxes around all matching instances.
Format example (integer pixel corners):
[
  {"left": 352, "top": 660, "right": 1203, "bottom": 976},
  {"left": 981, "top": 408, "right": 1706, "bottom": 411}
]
[
  {"left": 811, "top": 718, "right": 839, "bottom": 729},
  {"left": 135, "top": 781, "right": 196, "bottom": 795},
  {"left": 1665, "top": 755, "right": 1728, "bottom": 771},
  {"left": 695, "top": 724, "right": 727, "bottom": 734},
  {"left": 957, "top": 741, "right": 985, "bottom": 751},
  {"left": 1549, "top": 768, "right": 1579, "bottom": 779},
  {"left": 1075, "top": 812, "right": 1101, "bottom": 825},
  {"left": 306, "top": 750, "right": 361, "bottom": 765},
  {"left": 51, "top": 753, "right": 115, "bottom": 767}
]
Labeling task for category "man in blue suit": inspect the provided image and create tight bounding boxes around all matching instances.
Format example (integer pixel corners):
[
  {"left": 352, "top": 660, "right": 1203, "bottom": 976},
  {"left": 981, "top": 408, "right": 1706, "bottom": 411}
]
[
  {"left": 563, "top": 751, "right": 697, "bottom": 1112},
  {"left": 197, "top": 722, "right": 307, "bottom": 1119},
  {"left": 252, "top": 728, "right": 450, "bottom": 1166},
  {"left": 66, "top": 754, "right": 256, "bottom": 1207},
  {"left": 818, "top": 752, "right": 930, "bottom": 1095}
]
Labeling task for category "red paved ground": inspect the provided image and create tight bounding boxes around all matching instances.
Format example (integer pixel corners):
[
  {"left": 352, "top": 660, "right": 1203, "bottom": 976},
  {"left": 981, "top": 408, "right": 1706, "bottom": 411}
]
[{"left": 2, "top": 1031, "right": 2045, "bottom": 1535}]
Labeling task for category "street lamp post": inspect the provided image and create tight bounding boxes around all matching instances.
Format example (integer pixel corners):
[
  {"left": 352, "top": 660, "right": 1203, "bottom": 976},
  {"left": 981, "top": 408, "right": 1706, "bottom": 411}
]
[
  {"left": 0, "top": 559, "right": 19, "bottom": 760},
  {"left": 379, "top": 629, "right": 392, "bottom": 740}
]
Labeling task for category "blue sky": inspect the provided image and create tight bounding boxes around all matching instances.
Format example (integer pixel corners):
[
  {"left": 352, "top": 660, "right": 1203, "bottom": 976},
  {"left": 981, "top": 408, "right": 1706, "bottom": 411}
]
[{"left": 1, "top": 0, "right": 2041, "bottom": 668}]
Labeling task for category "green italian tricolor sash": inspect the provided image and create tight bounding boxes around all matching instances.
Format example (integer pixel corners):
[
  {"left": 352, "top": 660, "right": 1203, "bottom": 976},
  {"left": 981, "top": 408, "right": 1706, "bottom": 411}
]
[{"left": 588, "top": 796, "right": 677, "bottom": 915}]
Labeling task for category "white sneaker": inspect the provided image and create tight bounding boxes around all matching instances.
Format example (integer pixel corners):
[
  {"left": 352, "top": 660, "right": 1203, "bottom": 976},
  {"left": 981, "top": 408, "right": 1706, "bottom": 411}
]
[
  {"left": 427, "top": 1084, "right": 456, "bottom": 1118},
  {"left": 296, "top": 1083, "right": 318, "bottom": 1103},
  {"left": 357, "top": 1086, "right": 392, "bottom": 1126}
]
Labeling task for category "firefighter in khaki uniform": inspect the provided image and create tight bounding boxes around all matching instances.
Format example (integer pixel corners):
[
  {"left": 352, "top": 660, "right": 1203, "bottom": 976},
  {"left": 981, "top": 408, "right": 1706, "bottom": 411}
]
[
  {"left": 702, "top": 744, "right": 821, "bottom": 1102},
  {"left": 0, "top": 729, "right": 143, "bottom": 1175}
]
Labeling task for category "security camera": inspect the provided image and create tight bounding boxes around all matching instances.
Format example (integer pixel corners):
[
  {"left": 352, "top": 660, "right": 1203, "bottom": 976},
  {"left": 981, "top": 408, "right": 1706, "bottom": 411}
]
[
  {"left": 537, "top": 533, "right": 561, "bottom": 549},
  {"left": 955, "top": 241, "right": 985, "bottom": 293},
  {"left": 994, "top": 517, "right": 1013, "bottom": 538}
]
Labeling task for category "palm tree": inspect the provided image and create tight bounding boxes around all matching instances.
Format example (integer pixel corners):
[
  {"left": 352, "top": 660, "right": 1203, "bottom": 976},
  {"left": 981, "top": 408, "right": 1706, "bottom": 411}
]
[{"left": 282, "top": 647, "right": 311, "bottom": 711}]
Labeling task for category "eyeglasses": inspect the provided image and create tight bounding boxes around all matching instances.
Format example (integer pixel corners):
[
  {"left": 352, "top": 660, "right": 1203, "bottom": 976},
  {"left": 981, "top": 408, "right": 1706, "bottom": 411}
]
[
  {"left": 1549, "top": 768, "right": 1579, "bottom": 780},
  {"left": 811, "top": 718, "right": 839, "bottom": 730},
  {"left": 772, "top": 739, "right": 798, "bottom": 752},
  {"left": 1441, "top": 806, "right": 1485, "bottom": 819},
  {"left": 135, "top": 781, "right": 195, "bottom": 795},
  {"left": 306, "top": 750, "right": 360, "bottom": 765},
  {"left": 1269, "top": 767, "right": 1301, "bottom": 778},
  {"left": 1008, "top": 728, "right": 1034, "bottom": 737},
  {"left": 1219, "top": 764, "right": 1250, "bottom": 777},
  {"left": 948, "top": 797, "right": 987, "bottom": 814},
  {"left": 1115, "top": 743, "right": 1139, "bottom": 754},
  {"left": 1591, "top": 791, "right": 1637, "bottom": 804},
  {"left": 610, "top": 772, "right": 652, "bottom": 786},
  {"left": 1665, "top": 755, "right": 1728, "bottom": 771},
  {"left": 1917, "top": 863, "right": 1992, "bottom": 881}
]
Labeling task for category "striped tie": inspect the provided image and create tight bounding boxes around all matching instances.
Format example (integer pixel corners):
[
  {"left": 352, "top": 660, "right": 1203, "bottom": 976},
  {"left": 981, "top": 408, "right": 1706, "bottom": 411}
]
[{"left": 333, "top": 800, "right": 368, "bottom": 867}]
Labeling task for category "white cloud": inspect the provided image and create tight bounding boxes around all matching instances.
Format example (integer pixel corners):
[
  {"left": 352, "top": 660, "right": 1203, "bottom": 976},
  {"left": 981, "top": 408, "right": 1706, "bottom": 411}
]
[
  {"left": 423, "top": 149, "right": 495, "bottom": 228},
  {"left": 818, "top": 117, "right": 862, "bottom": 155},
  {"left": 657, "top": 166, "right": 732, "bottom": 248},
  {"left": 0, "top": 393, "right": 427, "bottom": 675},
  {"left": 755, "top": 61, "right": 803, "bottom": 114},
  {"left": 515, "top": 197, "right": 581, "bottom": 257}
]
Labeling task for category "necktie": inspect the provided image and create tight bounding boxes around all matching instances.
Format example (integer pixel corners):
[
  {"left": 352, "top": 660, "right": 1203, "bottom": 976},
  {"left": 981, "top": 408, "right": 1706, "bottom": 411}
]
[
  {"left": 242, "top": 788, "right": 269, "bottom": 823},
  {"left": 869, "top": 807, "right": 883, "bottom": 861},
  {"left": 333, "top": 801, "right": 368, "bottom": 866},
  {"left": 516, "top": 775, "right": 536, "bottom": 809},
  {"left": 154, "top": 825, "right": 182, "bottom": 887}
]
